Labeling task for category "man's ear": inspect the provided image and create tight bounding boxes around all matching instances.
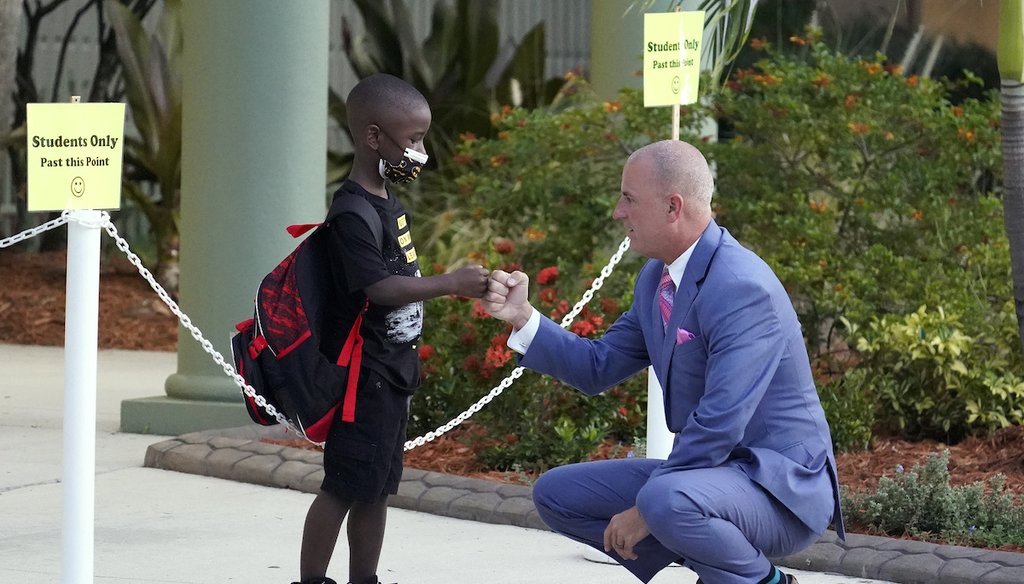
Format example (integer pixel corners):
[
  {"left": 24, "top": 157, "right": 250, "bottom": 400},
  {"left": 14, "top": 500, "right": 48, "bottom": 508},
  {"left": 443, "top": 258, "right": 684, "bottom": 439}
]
[{"left": 667, "top": 192, "right": 685, "bottom": 221}]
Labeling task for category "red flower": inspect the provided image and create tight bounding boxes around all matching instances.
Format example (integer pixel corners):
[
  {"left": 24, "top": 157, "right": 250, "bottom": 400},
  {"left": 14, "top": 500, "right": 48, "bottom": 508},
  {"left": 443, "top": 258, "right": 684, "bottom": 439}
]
[
  {"left": 570, "top": 320, "right": 596, "bottom": 337},
  {"left": 550, "top": 300, "right": 570, "bottom": 321},
  {"left": 494, "top": 238, "right": 515, "bottom": 255},
  {"left": 539, "top": 287, "right": 558, "bottom": 305},
  {"left": 485, "top": 344, "right": 513, "bottom": 369},
  {"left": 537, "top": 266, "right": 560, "bottom": 285},
  {"left": 600, "top": 298, "right": 620, "bottom": 315},
  {"left": 463, "top": 354, "right": 481, "bottom": 373},
  {"left": 472, "top": 301, "right": 490, "bottom": 319},
  {"left": 418, "top": 344, "right": 436, "bottom": 360}
]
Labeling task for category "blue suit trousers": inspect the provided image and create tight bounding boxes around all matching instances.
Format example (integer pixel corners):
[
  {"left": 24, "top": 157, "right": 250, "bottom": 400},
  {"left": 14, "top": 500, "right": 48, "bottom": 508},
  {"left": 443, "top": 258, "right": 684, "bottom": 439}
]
[{"left": 532, "top": 458, "right": 821, "bottom": 584}]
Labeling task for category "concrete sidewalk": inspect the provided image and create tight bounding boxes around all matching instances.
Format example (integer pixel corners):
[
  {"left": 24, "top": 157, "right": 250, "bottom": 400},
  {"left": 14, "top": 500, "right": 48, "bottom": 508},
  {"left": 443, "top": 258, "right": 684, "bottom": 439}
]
[{"left": 1, "top": 343, "right": 1018, "bottom": 583}]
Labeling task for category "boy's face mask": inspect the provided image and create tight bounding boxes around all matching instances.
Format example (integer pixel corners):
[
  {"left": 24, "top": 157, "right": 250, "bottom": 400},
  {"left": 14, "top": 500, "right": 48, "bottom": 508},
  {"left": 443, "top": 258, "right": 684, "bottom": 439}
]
[{"left": 376, "top": 128, "right": 429, "bottom": 184}]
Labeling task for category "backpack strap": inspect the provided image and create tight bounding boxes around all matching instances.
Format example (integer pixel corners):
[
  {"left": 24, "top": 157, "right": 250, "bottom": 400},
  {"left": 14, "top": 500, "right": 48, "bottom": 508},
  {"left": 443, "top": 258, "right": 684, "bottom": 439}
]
[
  {"left": 336, "top": 298, "right": 369, "bottom": 423},
  {"left": 326, "top": 193, "right": 384, "bottom": 251},
  {"left": 323, "top": 193, "right": 382, "bottom": 424}
]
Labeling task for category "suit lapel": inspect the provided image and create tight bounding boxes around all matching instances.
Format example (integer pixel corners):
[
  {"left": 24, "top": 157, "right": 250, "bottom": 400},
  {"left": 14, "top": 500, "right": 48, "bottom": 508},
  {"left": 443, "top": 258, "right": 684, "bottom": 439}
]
[{"left": 659, "top": 221, "right": 723, "bottom": 370}]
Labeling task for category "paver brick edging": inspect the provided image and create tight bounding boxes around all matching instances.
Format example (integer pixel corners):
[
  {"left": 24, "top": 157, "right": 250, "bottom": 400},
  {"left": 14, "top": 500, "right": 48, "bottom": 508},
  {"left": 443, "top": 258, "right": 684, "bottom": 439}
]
[{"left": 143, "top": 426, "right": 1024, "bottom": 584}]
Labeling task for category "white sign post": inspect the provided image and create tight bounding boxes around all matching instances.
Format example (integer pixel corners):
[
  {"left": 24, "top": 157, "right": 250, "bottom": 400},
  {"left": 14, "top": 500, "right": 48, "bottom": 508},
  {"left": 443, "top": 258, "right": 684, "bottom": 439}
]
[
  {"left": 26, "top": 96, "right": 125, "bottom": 584},
  {"left": 62, "top": 207, "right": 102, "bottom": 584},
  {"left": 583, "top": 10, "right": 706, "bottom": 567},
  {"left": 641, "top": 10, "right": 705, "bottom": 461}
]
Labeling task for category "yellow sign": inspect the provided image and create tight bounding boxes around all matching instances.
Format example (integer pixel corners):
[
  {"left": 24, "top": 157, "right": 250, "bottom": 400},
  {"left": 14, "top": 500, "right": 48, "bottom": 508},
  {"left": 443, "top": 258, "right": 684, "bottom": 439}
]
[
  {"left": 26, "top": 102, "right": 126, "bottom": 211},
  {"left": 643, "top": 11, "right": 705, "bottom": 107}
]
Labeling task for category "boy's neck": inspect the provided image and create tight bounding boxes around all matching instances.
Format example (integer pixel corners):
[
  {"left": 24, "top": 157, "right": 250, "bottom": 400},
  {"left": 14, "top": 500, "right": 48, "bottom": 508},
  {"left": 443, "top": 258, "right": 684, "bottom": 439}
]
[{"left": 349, "top": 163, "right": 388, "bottom": 199}]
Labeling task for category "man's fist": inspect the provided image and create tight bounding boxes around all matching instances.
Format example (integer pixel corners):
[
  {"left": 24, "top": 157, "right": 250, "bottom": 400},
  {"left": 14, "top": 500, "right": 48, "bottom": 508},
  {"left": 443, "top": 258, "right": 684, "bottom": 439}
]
[{"left": 483, "top": 270, "right": 532, "bottom": 329}]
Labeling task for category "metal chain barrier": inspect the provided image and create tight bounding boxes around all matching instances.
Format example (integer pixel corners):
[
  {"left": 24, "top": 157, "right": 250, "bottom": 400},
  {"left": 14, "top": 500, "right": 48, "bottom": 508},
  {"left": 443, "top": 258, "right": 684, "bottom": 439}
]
[
  {"left": 0, "top": 214, "right": 70, "bottom": 249},
  {"left": 2, "top": 212, "right": 296, "bottom": 436},
  {"left": 90, "top": 213, "right": 299, "bottom": 436},
  {"left": 402, "top": 235, "right": 631, "bottom": 451},
  {"left": 15, "top": 211, "right": 631, "bottom": 450}
]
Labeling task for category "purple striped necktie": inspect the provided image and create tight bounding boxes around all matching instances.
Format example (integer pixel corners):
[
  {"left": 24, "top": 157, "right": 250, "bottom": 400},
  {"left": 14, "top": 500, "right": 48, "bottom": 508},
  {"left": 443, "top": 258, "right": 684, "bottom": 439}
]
[{"left": 658, "top": 267, "right": 674, "bottom": 329}]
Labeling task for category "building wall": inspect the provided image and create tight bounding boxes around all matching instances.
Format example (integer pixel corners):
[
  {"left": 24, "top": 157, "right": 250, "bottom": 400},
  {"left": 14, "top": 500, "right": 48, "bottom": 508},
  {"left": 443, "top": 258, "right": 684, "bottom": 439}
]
[
  {"left": 6, "top": 0, "right": 591, "bottom": 236},
  {"left": 918, "top": 0, "right": 998, "bottom": 53}
]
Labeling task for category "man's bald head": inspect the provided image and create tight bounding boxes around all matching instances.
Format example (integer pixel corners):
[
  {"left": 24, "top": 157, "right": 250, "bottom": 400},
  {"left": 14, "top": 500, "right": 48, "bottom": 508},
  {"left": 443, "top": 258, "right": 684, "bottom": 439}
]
[{"left": 628, "top": 140, "right": 714, "bottom": 210}]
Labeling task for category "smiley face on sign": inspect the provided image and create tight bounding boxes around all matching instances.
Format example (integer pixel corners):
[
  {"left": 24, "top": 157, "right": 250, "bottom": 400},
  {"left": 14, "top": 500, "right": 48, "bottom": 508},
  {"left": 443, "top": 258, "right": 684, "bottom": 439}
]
[
  {"left": 70, "top": 176, "right": 85, "bottom": 197},
  {"left": 671, "top": 76, "right": 681, "bottom": 94}
]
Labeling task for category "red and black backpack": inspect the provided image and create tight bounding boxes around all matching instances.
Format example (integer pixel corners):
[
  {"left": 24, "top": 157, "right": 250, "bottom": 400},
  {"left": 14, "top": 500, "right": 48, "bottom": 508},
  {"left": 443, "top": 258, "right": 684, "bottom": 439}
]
[{"left": 230, "top": 194, "right": 383, "bottom": 443}]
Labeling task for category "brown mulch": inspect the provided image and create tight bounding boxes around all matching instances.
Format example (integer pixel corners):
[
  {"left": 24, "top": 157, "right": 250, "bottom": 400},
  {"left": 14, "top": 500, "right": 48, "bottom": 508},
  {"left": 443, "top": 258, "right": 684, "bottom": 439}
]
[
  {"left": 0, "top": 250, "right": 177, "bottom": 351},
  {"left": 4, "top": 249, "right": 1024, "bottom": 497}
]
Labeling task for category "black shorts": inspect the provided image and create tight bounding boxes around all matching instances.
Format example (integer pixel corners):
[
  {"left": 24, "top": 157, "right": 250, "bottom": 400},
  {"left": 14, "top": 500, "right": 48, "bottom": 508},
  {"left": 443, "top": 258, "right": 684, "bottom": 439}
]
[{"left": 321, "top": 368, "right": 410, "bottom": 502}]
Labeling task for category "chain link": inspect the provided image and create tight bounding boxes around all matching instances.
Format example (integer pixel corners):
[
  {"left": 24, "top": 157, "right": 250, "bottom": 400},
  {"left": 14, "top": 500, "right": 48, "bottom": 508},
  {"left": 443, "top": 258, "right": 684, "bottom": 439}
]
[
  {"left": 0, "top": 215, "right": 70, "bottom": 249},
  {"left": 90, "top": 213, "right": 304, "bottom": 437},
  {"left": 47, "top": 211, "right": 631, "bottom": 451}
]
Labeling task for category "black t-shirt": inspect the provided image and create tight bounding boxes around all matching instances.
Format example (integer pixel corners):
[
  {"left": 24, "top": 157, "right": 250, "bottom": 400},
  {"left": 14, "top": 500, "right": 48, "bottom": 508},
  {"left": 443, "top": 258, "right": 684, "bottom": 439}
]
[{"left": 320, "top": 180, "right": 423, "bottom": 393}]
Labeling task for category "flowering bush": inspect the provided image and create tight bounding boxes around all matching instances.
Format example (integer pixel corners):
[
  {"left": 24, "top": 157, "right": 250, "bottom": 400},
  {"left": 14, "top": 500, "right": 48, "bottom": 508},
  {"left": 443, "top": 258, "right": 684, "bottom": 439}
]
[
  {"left": 709, "top": 38, "right": 1017, "bottom": 445},
  {"left": 407, "top": 40, "right": 1016, "bottom": 469},
  {"left": 412, "top": 259, "right": 648, "bottom": 472}
]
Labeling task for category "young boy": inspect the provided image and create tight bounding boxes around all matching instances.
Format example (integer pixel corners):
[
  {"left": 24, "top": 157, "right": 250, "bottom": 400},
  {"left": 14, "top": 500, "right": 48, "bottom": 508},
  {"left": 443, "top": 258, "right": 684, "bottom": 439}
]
[{"left": 295, "top": 73, "right": 489, "bottom": 584}]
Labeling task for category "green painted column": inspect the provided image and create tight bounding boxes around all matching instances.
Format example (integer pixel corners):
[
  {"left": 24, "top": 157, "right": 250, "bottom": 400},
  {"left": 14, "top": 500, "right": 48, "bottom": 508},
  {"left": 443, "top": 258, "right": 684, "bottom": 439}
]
[
  {"left": 590, "top": 0, "right": 673, "bottom": 99},
  {"left": 121, "top": 0, "right": 329, "bottom": 434}
]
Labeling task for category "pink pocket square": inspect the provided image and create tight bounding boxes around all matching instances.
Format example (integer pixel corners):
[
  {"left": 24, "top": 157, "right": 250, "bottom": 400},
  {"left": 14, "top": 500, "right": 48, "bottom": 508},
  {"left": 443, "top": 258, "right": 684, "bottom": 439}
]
[{"left": 676, "top": 327, "right": 696, "bottom": 345}]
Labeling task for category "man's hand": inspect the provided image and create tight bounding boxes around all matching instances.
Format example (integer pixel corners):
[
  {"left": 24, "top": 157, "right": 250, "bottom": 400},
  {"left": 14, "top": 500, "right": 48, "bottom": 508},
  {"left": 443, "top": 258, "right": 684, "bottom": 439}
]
[
  {"left": 449, "top": 264, "right": 489, "bottom": 298},
  {"left": 483, "top": 270, "right": 533, "bottom": 329},
  {"left": 603, "top": 506, "right": 650, "bottom": 561}
]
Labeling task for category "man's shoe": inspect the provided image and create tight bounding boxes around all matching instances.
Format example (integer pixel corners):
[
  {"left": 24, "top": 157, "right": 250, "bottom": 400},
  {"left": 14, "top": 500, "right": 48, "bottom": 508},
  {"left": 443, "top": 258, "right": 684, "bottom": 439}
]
[
  {"left": 291, "top": 578, "right": 337, "bottom": 584},
  {"left": 696, "top": 575, "right": 798, "bottom": 584}
]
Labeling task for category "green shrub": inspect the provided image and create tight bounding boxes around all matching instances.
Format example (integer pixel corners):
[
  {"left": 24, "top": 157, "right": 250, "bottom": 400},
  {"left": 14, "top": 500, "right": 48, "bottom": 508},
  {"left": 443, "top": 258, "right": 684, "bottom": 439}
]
[
  {"left": 817, "top": 368, "right": 875, "bottom": 452},
  {"left": 408, "top": 84, "right": 690, "bottom": 471},
  {"left": 407, "top": 41, "right": 1018, "bottom": 470},
  {"left": 842, "top": 451, "right": 1024, "bottom": 548},
  {"left": 850, "top": 307, "right": 1024, "bottom": 441},
  {"left": 706, "top": 41, "right": 1018, "bottom": 442}
]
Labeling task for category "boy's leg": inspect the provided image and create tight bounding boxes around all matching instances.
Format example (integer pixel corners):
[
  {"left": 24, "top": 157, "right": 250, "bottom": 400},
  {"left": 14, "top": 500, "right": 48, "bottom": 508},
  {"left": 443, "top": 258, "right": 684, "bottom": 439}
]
[
  {"left": 346, "top": 497, "right": 388, "bottom": 584},
  {"left": 315, "top": 370, "right": 407, "bottom": 584},
  {"left": 300, "top": 490, "right": 353, "bottom": 579},
  {"left": 302, "top": 369, "right": 393, "bottom": 583}
]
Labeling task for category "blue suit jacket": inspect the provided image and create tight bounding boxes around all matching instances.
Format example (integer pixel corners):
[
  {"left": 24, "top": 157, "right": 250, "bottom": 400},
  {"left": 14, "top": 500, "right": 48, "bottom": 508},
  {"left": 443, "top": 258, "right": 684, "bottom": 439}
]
[{"left": 521, "top": 220, "right": 845, "bottom": 537}]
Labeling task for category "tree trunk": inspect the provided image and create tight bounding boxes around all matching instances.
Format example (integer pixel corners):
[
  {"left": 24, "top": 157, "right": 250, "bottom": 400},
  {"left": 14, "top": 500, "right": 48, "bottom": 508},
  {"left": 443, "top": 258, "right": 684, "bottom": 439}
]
[
  {"left": 1000, "top": 0, "right": 1024, "bottom": 353},
  {"left": 1002, "top": 81, "right": 1024, "bottom": 351},
  {"left": 0, "top": 0, "right": 20, "bottom": 238}
]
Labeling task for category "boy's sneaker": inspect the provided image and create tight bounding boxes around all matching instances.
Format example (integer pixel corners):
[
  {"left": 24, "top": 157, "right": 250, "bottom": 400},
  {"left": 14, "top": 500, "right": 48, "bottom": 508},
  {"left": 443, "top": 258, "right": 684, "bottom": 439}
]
[{"left": 291, "top": 578, "right": 337, "bottom": 584}]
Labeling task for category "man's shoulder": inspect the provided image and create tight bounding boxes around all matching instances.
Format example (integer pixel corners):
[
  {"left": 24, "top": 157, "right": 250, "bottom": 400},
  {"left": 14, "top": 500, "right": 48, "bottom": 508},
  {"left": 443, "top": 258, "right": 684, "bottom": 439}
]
[{"left": 701, "top": 236, "right": 782, "bottom": 301}]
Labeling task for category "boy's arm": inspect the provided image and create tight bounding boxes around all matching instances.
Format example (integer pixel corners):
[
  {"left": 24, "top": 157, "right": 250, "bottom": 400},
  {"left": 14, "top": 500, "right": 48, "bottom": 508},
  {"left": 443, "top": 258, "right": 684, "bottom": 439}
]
[{"left": 364, "top": 265, "right": 488, "bottom": 306}]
